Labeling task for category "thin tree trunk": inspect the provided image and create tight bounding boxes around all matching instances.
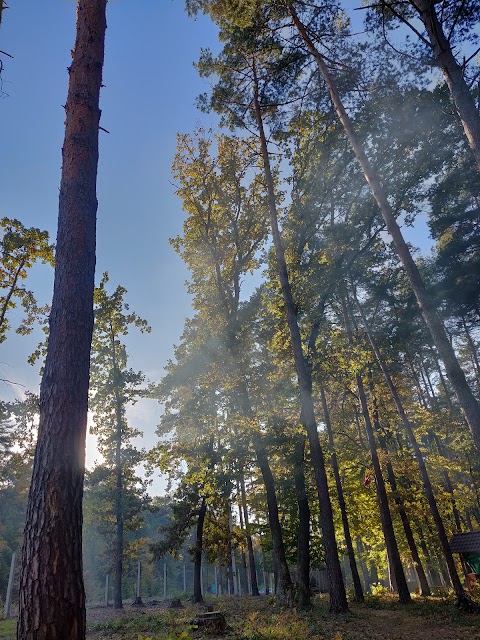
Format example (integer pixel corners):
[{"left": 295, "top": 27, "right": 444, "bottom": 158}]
[
  {"left": 405, "top": 351, "right": 429, "bottom": 410},
  {"left": 227, "top": 533, "right": 234, "bottom": 595},
  {"left": 0, "top": 257, "right": 25, "bottom": 330},
  {"left": 320, "top": 387, "right": 364, "bottom": 603},
  {"left": 376, "top": 431, "right": 431, "bottom": 596},
  {"left": 289, "top": 3, "right": 480, "bottom": 454},
  {"left": 356, "top": 537, "right": 370, "bottom": 590},
  {"left": 240, "top": 473, "right": 260, "bottom": 596},
  {"left": 422, "top": 361, "right": 439, "bottom": 409},
  {"left": 111, "top": 326, "right": 123, "bottom": 609},
  {"left": 462, "top": 317, "right": 480, "bottom": 390},
  {"left": 236, "top": 485, "right": 248, "bottom": 595},
  {"left": 430, "top": 431, "right": 463, "bottom": 533},
  {"left": 193, "top": 498, "right": 207, "bottom": 603},
  {"left": 341, "top": 297, "right": 411, "bottom": 603},
  {"left": 252, "top": 61, "right": 348, "bottom": 614},
  {"left": 429, "top": 346, "right": 455, "bottom": 412},
  {"left": 17, "top": 1, "right": 106, "bottom": 637},
  {"left": 254, "top": 437, "right": 293, "bottom": 605},
  {"left": 368, "top": 389, "right": 422, "bottom": 594},
  {"left": 234, "top": 378, "right": 292, "bottom": 602},
  {"left": 410, "top": 0, "right": 480, "bottom": 171},
  {"left": 114, "top": 416, "right": 123, "bottom": 609},
  {"left": 353, "top": 293, "right": 469, "bottom": 605},
  {"left": 292, "top": 433, "right": 311, "bottom": 608},
  {"left": 262, "top": 549, "right": 270, "bottom": 595}
]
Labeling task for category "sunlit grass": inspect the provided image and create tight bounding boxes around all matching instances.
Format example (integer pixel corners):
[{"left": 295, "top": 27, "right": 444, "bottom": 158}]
[
  {"left": 0, "top": 619, "right": 16, "bottom": 640},
  {"left": 86, "top": 594, "right": 480, "bottom": 639}
]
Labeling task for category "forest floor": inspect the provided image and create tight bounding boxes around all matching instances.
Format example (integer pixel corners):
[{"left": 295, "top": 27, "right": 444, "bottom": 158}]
[
  {"left": 2, "top": 594, "right": 480, "bottom": 639},
  {"left": 84, "top": 593, "right": 480, "bottom": 640}
]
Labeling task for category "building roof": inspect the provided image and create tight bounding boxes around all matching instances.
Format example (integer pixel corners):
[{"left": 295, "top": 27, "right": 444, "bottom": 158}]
[{"left": 450, "top": 531, "right": 480, "bottom": 554}]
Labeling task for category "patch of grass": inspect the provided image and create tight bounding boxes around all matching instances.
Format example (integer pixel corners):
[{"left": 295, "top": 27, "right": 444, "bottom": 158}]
[
  {"left": 0, "top": 619, "right": 16, "bottom": 640},
  {"left": 89, "top": 613, "right": 180, "bottom": 634},
  {"left": 235, "top": 610, "right": 312, "bottom": 640},
  {"left": 408, "top": 596, "right": 480, "bottom": 626},
  {"left": 363, "top": 592, "right": 404, "bottom": 609},
  {"left": 86, "top": 594, "right": 480, "bottom": 640},
  {"left": 87, "top": 610, "right": 199, "bottom": 640}
]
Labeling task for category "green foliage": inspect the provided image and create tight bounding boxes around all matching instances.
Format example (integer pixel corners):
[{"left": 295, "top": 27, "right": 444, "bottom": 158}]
[
  {"left": 0, "top": 395, "right": 38, "bottom": 594},
  {"left": 0, "top": 619, "right": 16, "bottom": 639},
  {"left": 84, "top": 273, "right": 152, "bottom": 597},
  {"left": 0, "top": 217, "right": 53, "bottom": 345}
]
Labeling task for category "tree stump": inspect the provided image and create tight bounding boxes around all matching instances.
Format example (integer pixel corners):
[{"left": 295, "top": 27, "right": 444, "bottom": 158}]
[
  {"left": 191, "top": 611, "right": 227, "bottom": 632},
  {"left": 168, "top": 598, "right": 184, "bottom": 609}
]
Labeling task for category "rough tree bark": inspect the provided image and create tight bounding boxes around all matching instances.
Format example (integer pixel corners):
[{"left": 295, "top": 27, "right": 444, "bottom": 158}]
[
  {"left": 17, "top": 1, "right": 106, "bottom": 638},
  {"left": 289, "top": 2, "right": 480, "bottom": 455}
]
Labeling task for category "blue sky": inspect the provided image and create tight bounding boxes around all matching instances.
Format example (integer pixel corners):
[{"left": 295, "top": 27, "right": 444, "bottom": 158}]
[
  {"left": 0, "top": 1, "right": 434, "bottom": 493},
  {"left": 1, "top": 0, "right": 223, "bottom": 490}
]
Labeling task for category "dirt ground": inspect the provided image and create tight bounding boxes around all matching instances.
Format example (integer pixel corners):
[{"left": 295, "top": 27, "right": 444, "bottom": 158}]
[{"left": 84, "top": 594, "right": 480, "bottom": 640}]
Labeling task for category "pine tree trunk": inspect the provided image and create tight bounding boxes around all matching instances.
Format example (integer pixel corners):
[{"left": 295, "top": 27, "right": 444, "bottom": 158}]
[
  {"left": 233, "top": 377, "right": 291, "bottom": 601},
  {"left": 17, "top": 1, "right": 106, "bottom": 637},
  {"left": 411, "top": 0, "right": 480, "bottom": 171},
  {"left": 377, "top": 432, "right": 431, "bottom": 596},
  {"left": 236, "top": 496, "right": 248, "bottom": 594},
  {"left": 355, "top": 538, "right": 370, "bottom": 590},
  {"left": 262, "top": 550, "right": 270, "bottom": 595},
  {"left": 112, "top": 331, "right": 124, "bottom": 609},
  {"left": 353, "top": 294, "right": 468, "bottom": 604},
  {"left": 252, "top": 63, "right": 348, "bottom": 615},
  {"left": 289, "top": 3, "right": 480, "bottom": 455},
  {"left": 356, "top": 375, "right": 410, "bottom": 602},
  {"left": 341, "top": 298, "right": 410, "bottom": 603},
  {"left": 429, "top": 347, "right": 455, "bottom": 412},
  {"left": 240, "top": 473, "right": 260, "bottom": 596},
  {"left": 292, "top": 433, "right": 311, "bottom": 609},
  {"left": 193, "top": 498, "right": 207, "bottom": 603},
  {"left": 227, "top": 535, "right": 234, "bottom": 595},
  {"left": 254, "top": 437, "right": 293, "bottom": 605},
  {"left": 429, "top": 432, "right": 463, "bottom": 533},
  {"left": 114, "top": 420, "right": 123, "bottom": 609},
  {"left": 462, "top": 318, "right": 480, "bottom": 390},
  {"left": 465, "top": 510, "right": 474, "bottom": 532},
  {"left": 405, "top": 352, "right": 430, "bottom": 410},
  {"left": 367, "top": 374, "right": 429, "bottom": 594},
  {"left": 320, "top": 387, "right": 364, "bottom": 603}
]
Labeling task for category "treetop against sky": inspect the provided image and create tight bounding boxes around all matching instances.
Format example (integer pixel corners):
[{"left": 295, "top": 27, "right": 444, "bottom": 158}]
[
  {"left": 1, "top": 1, "right": 220, "bottom": 490},
  {"left": 0, "top": 0, "right": 439, "bottom": 494}
]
